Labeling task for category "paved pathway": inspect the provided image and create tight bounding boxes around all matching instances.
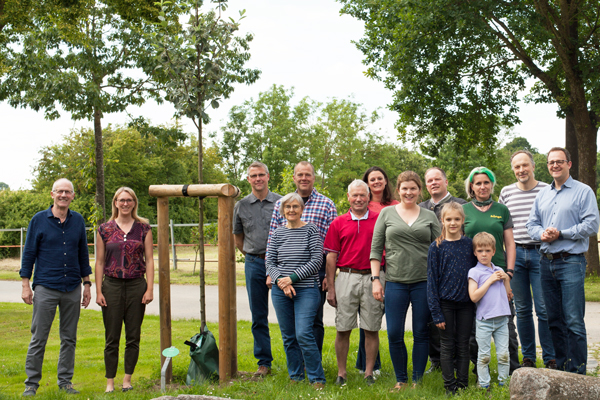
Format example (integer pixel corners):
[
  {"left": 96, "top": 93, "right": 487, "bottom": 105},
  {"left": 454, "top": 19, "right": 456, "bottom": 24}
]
[{"left": 2, "top": 280, "right": 599, "bottom": 371}]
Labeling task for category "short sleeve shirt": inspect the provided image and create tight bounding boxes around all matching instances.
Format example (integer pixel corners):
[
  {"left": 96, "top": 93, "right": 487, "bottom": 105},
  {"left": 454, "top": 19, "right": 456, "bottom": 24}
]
[
  {"left": 463, "top": 202, "right": 513, "bottom": 269},
  {"left": 324, "top": 210, "right": 379, "bottom": 270},
  {"left": 98, "top": 220, "right": 151, "bottom": 279},
  {"left": 468, "top": 262, "right": 511, "bottom": 320},
  {"left": 233, "top": 191, "right": 281, "bottom": 254}
]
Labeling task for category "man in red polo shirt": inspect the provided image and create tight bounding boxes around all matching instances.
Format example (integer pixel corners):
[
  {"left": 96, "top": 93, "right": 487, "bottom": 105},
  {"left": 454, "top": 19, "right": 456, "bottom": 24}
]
[{"left": 325, "top": 179, "right": 384, "bottom": 387}]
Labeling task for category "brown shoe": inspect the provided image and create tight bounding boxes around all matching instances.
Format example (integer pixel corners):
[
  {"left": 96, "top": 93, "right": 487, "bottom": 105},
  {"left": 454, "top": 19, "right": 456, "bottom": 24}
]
[
  {"left": 545, "top": 359, "right": 558, "bottom": 369},
  {"left": 312, "top": 382, "right": 325, "bottom": 390},
  {"left": 251, "top": 366, "right": 271, "bottom": 381},
  {"left": 391, "top": 382, "right": 409, "bottom": 392}
]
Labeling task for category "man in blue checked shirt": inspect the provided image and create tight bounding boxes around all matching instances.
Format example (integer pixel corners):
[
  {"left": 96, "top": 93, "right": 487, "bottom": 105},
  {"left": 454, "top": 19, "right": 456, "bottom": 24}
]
[
  {"left": 527, "top": 147, "right": 600, "bottom": 375},
  {"left": 268, "top": 161, "right": 337, "bottom": 355},
  {"left": 20, "top": 178, "right": 92, "bottom": 396}
]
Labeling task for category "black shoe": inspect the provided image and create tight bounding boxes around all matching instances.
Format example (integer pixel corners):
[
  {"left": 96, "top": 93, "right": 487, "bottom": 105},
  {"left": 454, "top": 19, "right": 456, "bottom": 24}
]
[
  {"left": 334, "top": 376, "right": 346, "bottom": 386},
  {"left": 425, "top": 361, "right": 441, "bottom": 374},
  {"left": 365, "top": 375, "right": 375, "bottom": 386},
  {"left": 545, "top": 359, "right": 558, "bottom": 369},
  {"left": 521, "top": 358, "right": 536, "bottom": 368}
]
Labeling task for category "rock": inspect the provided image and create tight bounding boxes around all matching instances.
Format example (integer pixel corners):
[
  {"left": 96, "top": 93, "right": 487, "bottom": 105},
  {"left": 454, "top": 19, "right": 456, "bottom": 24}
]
[{"left": 510, "top": 368, "right": 600, "bottom": 399}]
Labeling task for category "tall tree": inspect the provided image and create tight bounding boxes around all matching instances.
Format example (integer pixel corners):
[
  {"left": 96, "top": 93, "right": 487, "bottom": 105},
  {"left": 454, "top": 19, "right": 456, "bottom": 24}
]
[
  {"left": 339, "top": 0, "right": 600, "bottom": 273},
  {"left": 0, "top": 0, "right": 162, "bottom": 221},
  {"left": 154, "top": 0, "right": 260, "bottom": 328}
]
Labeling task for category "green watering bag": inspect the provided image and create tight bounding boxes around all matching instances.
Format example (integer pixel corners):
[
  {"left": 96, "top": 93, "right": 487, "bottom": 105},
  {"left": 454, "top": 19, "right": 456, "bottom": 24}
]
[{"left": 185, "top": 328, "right": 219, "bottom": 385}]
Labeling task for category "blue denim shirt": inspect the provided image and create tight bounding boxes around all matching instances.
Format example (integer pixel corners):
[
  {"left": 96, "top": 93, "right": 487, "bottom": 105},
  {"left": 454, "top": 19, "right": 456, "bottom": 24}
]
[
  {"left": 20, "top": 206, "right": 92, "bottom": 292},
  {"left": 526, "top": 176, "right": 600, "bottom": 255}
]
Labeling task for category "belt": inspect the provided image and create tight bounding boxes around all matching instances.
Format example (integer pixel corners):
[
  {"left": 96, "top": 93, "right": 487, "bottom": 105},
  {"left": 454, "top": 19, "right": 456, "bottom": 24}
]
[
  {"left": 338, "top": 267, "right": 371, "bottom": 275},
  {"left": 542, "top": 252, "right": 579, "bottom": 260},
  {"left": 516, "top": 243, "right": 539, "bottom": 250},
  {"left": 247, "top": 253, "right": 266, "bottom": 260}
]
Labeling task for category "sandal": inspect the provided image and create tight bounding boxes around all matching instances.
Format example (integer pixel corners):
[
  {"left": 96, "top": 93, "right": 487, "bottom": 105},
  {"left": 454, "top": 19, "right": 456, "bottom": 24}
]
[{"left": 122, "top": 386, "right": 133, "bottom": 392}]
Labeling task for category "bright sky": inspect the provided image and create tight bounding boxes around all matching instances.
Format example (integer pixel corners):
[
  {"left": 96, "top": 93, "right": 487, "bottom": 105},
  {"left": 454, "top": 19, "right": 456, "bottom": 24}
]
[{"left": 0, "top": 0, "right": 566, "bottom": 190}]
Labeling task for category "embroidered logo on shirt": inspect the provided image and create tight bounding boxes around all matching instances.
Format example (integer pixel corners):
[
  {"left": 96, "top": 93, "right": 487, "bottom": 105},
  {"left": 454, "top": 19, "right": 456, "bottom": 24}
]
[{"left": 490, "top": 215, "right": 502, "bottom": 219}]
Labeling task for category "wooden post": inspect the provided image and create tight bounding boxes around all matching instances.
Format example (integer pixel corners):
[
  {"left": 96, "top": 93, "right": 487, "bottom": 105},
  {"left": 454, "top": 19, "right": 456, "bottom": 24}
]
[
  {"left": 149, "top": 184, "right": 241, "bottom": 384},
  {"left": 218, "top": 196, "right": 236, "bottom": 381},
  {"left": 157, "top": 197, "right": 172, "bottom": 383}
]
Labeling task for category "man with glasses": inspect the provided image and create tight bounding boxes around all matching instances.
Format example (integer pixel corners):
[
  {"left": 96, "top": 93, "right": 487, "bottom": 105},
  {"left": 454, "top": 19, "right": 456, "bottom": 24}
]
[
  {"left": 527, "top": 147, "right": 599, "bottom": 374},
  {"left": 233, "top": 162, "right": 281, "bottom": 380},
  {"left": 20, "top": 178, "right": 92, "bottom": 396}
]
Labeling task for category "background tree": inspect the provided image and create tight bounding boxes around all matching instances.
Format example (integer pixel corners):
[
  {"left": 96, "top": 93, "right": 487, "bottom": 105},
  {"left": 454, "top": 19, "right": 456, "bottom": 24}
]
[
  {"left": 0, "top": 0, "right": 163, "bottom": 221},
  {"left": 154, "top": 0, "right": 260, "bottom": 328},
  {"left": 339, "top": 0, "right": 600, "bottom": 273}
]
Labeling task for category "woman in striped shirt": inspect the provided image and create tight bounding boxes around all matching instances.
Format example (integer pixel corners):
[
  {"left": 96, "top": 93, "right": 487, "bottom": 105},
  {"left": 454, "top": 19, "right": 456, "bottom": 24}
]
[{"left": 266, "top": 192, "right": 326, "bottom": 388}]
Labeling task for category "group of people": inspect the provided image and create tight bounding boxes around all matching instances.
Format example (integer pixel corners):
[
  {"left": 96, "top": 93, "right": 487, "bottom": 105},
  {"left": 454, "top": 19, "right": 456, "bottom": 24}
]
[
  {"left": 20, "top": 181, "right": 154, "bottom": 395},
  {"left": 233, "top": 146, "right": 599, "bottom": 394},
  {"left": 17, "top": 145, "right": 599, "bottom": 396}
]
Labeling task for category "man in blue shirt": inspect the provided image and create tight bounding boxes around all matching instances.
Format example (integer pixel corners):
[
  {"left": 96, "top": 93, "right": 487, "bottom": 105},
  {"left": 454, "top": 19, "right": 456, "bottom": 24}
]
[
  {"left": 527, "top": 147, "right": 600, "bottom": 374},
  {"left": 20, "top": 178, "right": 92, "bottom": 396}
]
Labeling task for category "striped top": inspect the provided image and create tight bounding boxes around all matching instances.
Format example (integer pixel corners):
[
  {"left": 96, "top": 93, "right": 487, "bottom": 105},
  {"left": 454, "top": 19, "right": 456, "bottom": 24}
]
[
  {"left": 499, "top": 182, "right": 548, "bottom": 245},
  {"left": 266, "top": 223, "right": 323, "bottom": 287},
  {"left": 268, "top": 188, "right": 337, "bottom": 256}
]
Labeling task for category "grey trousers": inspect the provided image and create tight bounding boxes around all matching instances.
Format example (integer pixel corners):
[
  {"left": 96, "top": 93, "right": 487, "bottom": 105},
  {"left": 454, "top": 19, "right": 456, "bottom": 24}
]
[{"left": 25, "top": 285, "right": 81, "bottom": 389}]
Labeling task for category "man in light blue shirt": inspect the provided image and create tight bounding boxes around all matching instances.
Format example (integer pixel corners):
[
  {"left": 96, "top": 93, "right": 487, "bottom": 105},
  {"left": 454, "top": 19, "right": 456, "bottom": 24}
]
[{"left": 526, "top": 147, "right": 599, "bottom": 374}]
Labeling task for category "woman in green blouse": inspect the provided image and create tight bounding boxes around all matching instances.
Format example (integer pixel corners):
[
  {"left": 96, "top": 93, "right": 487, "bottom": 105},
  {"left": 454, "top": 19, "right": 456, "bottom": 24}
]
[{"left": 370, "top": 171, "right": 441, "bottom": 390}]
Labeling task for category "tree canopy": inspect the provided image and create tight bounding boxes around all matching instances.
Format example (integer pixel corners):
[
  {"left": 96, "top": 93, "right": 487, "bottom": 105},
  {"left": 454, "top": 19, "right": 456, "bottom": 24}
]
[{"left": 338, "top": 0, "right": 600, "bottom": 189}]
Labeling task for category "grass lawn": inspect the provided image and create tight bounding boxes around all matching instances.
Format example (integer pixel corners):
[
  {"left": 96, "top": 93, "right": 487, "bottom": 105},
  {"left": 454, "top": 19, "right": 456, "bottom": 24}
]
[{"left": 0, "top": 302, "right": 512, "bottom": 399}]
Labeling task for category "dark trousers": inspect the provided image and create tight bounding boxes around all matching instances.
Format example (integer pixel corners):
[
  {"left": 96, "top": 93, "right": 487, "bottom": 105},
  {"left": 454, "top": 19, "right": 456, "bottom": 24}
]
[
  {"left": 428, "top": 315, "right": 442, "bottom": 364},
  {"left": 440, "top": 300, "right": 474, "bottom": 390},
  {"left": 101, "top": 276, "right": 147, "bottom": 378},
  {"left": 470, "top": 300, "right": 520, "bottom": 374},
  {"left": 244, "top": 255, "right": 273, "bottom": 368},
  {"left": 314, "top": 257, "right": 327, "bottom": 355}
]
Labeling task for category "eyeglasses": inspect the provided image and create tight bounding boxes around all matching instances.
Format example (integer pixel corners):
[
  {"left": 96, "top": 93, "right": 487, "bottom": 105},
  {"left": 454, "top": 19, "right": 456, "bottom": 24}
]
[
  {"left": 117, "top": 199, "right": 134, "bottom": 204},
  {"left": 249, "top": 173, "right": 267, "bottom": 179},
  {"left": 53, "top": 190, "right": 73, "bottom": 195},
  {"left": 547, "top": 160, "right": 568, "bottom": 166}
]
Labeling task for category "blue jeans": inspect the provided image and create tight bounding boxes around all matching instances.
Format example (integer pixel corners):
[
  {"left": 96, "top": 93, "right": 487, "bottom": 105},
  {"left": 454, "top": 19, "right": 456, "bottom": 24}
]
[
  {"left": 475, "top": 316, "right": 509, "bottom": 387},
  {"left": 540, "top": 254, "right": 587, "bottom": 374},
  {"left": 271, "top": 284, "right": 326, "bottom": 383},
  {"left": 512, "top": 246, "right": 555, "bottom": 364},
  {"left": 245, "top": 255, "right": 272, "bottom": 368},
  {"left": 385, "top": 281, "right": 430, "bottom": 383}
]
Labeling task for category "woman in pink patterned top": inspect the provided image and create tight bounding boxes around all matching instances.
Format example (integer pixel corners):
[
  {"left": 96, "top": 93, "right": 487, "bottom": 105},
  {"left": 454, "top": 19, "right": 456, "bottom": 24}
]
[
  {"left": 95, "top": 187, "right": 154, "bottom": 393},
  {"left": 362, "top": 166, "right": 400, "bottom": 213}
]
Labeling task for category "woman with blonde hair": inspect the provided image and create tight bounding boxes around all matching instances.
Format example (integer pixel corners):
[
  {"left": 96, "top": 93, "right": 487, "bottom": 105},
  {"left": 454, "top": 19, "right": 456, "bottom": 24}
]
[{"left": 96, "top": 187, "right": 154, "bottom": 393}]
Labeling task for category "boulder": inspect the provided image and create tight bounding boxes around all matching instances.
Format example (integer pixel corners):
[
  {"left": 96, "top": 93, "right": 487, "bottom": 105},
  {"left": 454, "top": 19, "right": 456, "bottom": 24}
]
[{"left": 510, "top": 368, "right": 600, "bottom": 399}]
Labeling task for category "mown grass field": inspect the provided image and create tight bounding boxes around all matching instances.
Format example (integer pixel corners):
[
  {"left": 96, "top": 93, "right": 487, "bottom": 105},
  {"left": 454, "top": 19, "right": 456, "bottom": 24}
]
[{"left": 0, "top": 302, "right": 514, "bottom": 399}]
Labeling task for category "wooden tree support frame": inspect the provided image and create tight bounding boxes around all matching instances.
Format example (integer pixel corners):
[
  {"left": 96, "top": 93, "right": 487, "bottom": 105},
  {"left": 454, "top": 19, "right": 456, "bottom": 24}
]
[{"left": 149, "top": 184, "right": 240, "bottom": 383}]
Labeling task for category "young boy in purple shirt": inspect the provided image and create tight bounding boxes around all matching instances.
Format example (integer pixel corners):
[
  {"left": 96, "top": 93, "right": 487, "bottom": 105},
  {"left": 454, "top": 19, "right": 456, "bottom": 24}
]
[{"left": 468, "top": 232, "right": 512, "bottom": 390}]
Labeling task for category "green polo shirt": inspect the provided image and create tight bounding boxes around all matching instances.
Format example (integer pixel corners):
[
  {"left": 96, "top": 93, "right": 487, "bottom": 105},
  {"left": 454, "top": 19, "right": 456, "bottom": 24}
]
[{"left": 463, "top": 202, "right": 513, "bottom": 269}]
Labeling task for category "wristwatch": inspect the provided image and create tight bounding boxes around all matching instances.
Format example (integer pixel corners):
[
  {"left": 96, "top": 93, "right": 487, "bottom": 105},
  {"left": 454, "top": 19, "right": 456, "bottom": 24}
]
[
  {"left": 370, "top": 276, "right": 380, "bottom": 282},
  {"left": 83, "top": 281, "right": 92, "bottom": 287}
]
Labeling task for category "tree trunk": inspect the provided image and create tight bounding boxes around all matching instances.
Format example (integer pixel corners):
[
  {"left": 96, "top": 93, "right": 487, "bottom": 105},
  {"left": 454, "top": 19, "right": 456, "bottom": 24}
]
[
  {"left": 198, "top": 117, "right": 206, "bottom": 331},
  {"left": 572, "top": 109, "right": 599, "bottom": 275},
  {"left": 565, "top": 114, "right": 578, "bottom": 180},
  {"left": 94, "top": 107, "right": 106, "bottom": 222}
]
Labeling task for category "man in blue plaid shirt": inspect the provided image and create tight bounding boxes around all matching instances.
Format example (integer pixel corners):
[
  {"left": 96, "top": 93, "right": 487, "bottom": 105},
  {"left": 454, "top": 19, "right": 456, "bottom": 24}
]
[{"left": 268, "top": 161, "right": 337, "bottom": 355}]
